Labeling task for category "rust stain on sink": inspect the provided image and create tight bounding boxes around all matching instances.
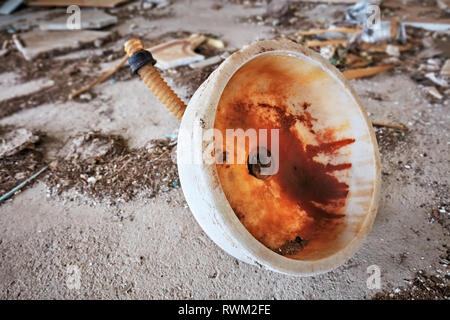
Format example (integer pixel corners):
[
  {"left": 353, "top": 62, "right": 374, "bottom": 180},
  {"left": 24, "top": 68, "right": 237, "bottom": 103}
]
[{"left": 214, "top": 54, "right": 356, "bottom": 260}]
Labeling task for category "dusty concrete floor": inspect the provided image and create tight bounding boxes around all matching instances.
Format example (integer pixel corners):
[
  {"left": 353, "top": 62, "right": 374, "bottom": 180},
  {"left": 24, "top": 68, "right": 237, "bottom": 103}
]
[{"left": 0, "top": 0, "right": 449, "bottom": 299}]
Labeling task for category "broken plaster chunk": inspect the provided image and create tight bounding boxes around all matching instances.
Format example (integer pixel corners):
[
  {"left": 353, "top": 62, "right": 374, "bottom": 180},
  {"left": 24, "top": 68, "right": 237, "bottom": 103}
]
[
  {"left": 148, "top": 34, "right": 206, "bottom": 70},
  {"left": 0, "top": 128, "right": 39, "bottom": 158},
  {"left": 60, "top": 132, "right": 118, "bottom": 161},
  {"left": 386, "top": 44, "right": 400, "bottom": 57},
  {"left": 424, "top": 86, "right": 443, "bottom": 100},
  {"left": 425, "top": 72, "right": 448, "bottom": 87},
  {"left": 13, "top": 29, "right": 111, "bottom": 61},
  {"left": 441, "top": 59, "right": 450, "bottom": 77}
]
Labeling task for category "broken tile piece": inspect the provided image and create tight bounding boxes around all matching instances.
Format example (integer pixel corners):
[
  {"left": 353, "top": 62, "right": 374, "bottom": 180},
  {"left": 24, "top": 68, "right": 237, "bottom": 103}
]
[
  {"left": 424, "top": 86, "right": 443, "bottom": 100},
  {"left": 189, "top": 56, "right": 222, "bottom": 69},
  {"left": 40, "top": 9, "right": 118, "bottom": 30},
  {"left": 441, "top": 60, "right": 450, "bottom": 77},
  {"left": 148, "top": 34, "right": 206, "bottom": 70},
  {"left": 0, "top": 73, "right": 54, "bottom": 102},
  {"left": 425, "top": 72, "right": 448, "bottom": 87},
  {"left": 13, "top": 29, "right": 111, "bottom": 61}
]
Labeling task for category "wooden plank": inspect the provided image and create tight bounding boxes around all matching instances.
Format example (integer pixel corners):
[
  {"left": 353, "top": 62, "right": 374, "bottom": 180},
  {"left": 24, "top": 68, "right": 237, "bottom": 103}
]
[
  {"left": 360, "top": 42, "right": 412, "bottom": 53},
  {"left": 27, "top": 0, "right": 130, "bottom": 8},
  {"left": 305, "top": 39, "right": 348, "bottom": 48},
  {"left": 299, "top": 26, "right": 362, "bottom": 36},
  {"left": 343, "top": 65, "right": 395, "bottom": 80}
]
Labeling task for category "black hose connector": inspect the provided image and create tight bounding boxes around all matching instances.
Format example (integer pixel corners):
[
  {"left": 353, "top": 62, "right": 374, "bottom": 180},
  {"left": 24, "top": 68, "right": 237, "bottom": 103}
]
[{"left": 128, "top": 50, "right": 156, "bottom": 74}]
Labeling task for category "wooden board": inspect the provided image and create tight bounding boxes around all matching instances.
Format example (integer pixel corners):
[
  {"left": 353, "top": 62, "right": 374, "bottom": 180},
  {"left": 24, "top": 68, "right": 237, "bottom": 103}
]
[{"left": 27, "top": 0, "right": 130, "bottom": 8}]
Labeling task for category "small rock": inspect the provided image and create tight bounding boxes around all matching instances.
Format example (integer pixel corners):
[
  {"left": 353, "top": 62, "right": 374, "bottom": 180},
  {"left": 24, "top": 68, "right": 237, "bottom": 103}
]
[
  {"left": 14, "top": 172, "right": 26, "bottom": 180},
  {"left": 87, "top": 176, "right": 97, "bottom": 184},
  {"left": 266, "top": 0, "right": 289, "bottom": 19},
  {"left": 79, "top": 93, "right": 92, "bottom": 101},
  {"left": 94, "top": 39, "right": 103, "bottom": 48},
  {"left": 386, "top": 45, "right": 400, "bottom": 57}
]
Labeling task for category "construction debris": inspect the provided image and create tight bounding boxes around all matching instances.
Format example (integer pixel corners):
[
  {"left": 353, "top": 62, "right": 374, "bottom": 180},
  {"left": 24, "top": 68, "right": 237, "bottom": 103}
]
[
  {"left": 343, "top": 64, "right": 395, "bottom": 80},
  {"left": 148, "top": 34, "right": 206, "bottom": 70},
  {"left": 69, "top": 55, "right": 128, "bottom": 99},
  {"left": 0, "top": 128, "right": 40, "bottom": 158},
  {"left": 441, "top": 60, "right": 450, "bottom": 77},
  {"left": 425, "top": 72, "right": 448, "bottom": 87},
  {"left": 371, "top": 121, "right": 408, "bottom": 131},
  {"left": 0, "top": 166, "right": 47, "bottom": 202},
  {"left": 424, "top": 86, "right": 443, "bottom": 100},
  {"left": 382, "top": 0, "right": 450, "bottom": 32},
  {"left": 0, "top": 72, "right": 55, "bottom": 101},
  {"left": 59, "top": 131, "right": 124, "bottom": 161},
  {"left": 13, "top": 29, "right": 112, "bottom": 61},
  {"left": 306, "top": 38, "right": 348, "bottom": 48},
  {"left": 47, "top": 133, "right": 179, "bottom": 203},
  {"left": 40, "top": 9, "right": 118, "bottom": 30}
]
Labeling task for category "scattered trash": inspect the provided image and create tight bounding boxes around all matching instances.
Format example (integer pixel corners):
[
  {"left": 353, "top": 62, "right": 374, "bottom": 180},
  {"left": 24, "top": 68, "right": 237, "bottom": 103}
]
[
  {"left": 373, "top": 270, "right": 450, "bottom": 300},
  {"left": 372, "top": 122, "right": 408, "bottom": 131},
  {"left": 0, "top": 166, "right": 47, "bottom": 202},
  {"left": 205, "top": 37, "right": 225, "bottom": 49},
  {"left": 305, "top": 38, "right": 348, "bottom": 48},
  {"left": 298, "top": 26, "right": 362, "bottom": 37},
  {"left": 0, "top": 0, "right": 24, "bottom": 15},
  {"left": 40, "top": 9, "right": 118, "bottom": 30},
  {"left": 346, "top": 1, "right": 406, "bottom": 43},
  {"left": 47, "top": 135, "right": 178, "bottom": 203},
  {"left": 165, "top": 133, "right": 178, "bottom": 139},
  {"left": 343, "top": 64, "right": 395, "bottom": 80},
  {"left": 0, "top": 76, "right": 54, "bottom": 103},
  {"left": 69, "top": 55, "right": 128, "bottom": 99},
  {"left": 59, "top": 131, "right": 124, "bottom": 162},
  {"left": 148, "top": 34, "right": 206, "bottom": 70},
  {"left": 0, "top": 128, "right": 40, "bottom": 158},
  {"left": 383, "top": 0, "right": 450, "bottom": 32}
]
